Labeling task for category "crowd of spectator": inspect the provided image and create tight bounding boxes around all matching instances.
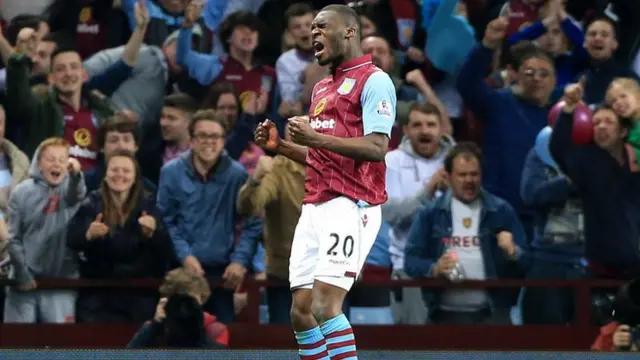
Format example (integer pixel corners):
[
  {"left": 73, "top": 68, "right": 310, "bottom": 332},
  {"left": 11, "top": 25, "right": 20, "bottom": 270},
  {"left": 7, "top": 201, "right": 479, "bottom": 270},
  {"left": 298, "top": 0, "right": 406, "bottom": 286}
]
[{"left": 0, "top": 0, "right": 638, "bottom": 350}]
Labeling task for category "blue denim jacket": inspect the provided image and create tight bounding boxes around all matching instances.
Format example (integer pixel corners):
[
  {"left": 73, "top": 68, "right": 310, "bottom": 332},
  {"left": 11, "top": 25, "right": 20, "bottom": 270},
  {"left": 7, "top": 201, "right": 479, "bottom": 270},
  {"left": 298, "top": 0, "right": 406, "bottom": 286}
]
[
  {"left": 157, "top": 150, "right": 263, "bottom": 268},
  {"left": 404, "top": 189, "right": 529, "bottom": 309},
  {"left": 520, "top": 148, "right": 584, "bottom": 265}
]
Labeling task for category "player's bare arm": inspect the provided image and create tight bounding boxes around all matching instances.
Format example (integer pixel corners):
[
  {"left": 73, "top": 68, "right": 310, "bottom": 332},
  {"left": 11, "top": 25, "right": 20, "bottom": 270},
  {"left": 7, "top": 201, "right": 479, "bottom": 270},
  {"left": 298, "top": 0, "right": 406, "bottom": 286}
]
[
  {"left": 254, "top": 120, "right": 308, "bottom": 165},
  {"left": 275, "top": 140, "right": 308, "bottom": 165},
  {"left": 318, "top": 132, "right": 388, "bottom": 161}
]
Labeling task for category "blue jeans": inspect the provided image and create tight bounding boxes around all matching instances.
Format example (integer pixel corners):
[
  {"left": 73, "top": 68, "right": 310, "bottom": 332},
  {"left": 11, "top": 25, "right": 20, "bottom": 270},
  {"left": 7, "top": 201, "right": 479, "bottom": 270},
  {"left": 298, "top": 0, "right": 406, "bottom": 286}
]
[
  {"left": 266, "top": 275, "right": 291, "bottom": 324},
  {"left": 522, "top": 258, "right": 588, "bottom": 325},
  {"left": 202, "top": 265, "right": 235, "bottom": 324}
]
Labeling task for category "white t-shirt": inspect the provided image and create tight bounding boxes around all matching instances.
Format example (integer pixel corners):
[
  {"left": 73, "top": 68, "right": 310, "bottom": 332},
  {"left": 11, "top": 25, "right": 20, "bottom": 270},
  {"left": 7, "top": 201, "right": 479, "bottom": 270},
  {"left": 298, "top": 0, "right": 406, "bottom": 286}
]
[{"left": 439, "top": 198, "right": 489, "bottom": 312}]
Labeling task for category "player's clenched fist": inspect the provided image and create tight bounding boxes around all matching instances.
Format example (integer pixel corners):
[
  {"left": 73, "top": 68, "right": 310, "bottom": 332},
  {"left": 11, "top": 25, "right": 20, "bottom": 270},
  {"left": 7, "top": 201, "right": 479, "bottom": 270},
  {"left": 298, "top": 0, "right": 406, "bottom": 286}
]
[
  {"left": 482, "top": 16, "right": 508, "bottom": 49},
  {"left": 288, "top": 116, "right": 321, "bottom": 147},
  {"left": 255, "top": 120, "right": 280, "bottom": 151}
]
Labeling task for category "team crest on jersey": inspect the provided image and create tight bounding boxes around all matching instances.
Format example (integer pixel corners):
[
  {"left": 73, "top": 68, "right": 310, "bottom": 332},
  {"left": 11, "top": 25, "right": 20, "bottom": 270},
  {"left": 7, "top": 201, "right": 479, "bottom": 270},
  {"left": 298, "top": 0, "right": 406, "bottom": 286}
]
[
  {"left": 463, "top": 217, "right": 472, "bottom": 229},
  {"left": 74, "top": 128, "right": 92, "bottom": 147},
  {"left": 314, "top": 98, "right": 328, "bottom": 116},
  {"left": 337, "top": 78, "right": 356, "bottom": 95},
  {"left": 377, "top": 100, "right": 393, "bottom": 117}
]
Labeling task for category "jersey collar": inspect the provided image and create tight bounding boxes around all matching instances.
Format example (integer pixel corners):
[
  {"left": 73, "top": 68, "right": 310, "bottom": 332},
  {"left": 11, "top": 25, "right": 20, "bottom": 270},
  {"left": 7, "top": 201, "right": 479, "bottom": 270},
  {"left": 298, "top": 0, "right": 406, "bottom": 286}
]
[{"left": 334, "top": 54, "right": 373, "bottom": 80}]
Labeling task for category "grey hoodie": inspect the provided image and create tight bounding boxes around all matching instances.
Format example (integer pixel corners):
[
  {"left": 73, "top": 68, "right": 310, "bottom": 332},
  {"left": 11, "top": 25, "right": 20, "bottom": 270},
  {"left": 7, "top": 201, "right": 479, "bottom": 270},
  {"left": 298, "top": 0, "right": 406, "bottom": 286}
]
[
  {"left": 6, "top": 146, "right": 86, "bottom": 284},
  {"left": 384, "top": 135, "right": 455, "bottom": 271},
  {"left": 383, "top": 135, "right": 455, "bottom": 226}
]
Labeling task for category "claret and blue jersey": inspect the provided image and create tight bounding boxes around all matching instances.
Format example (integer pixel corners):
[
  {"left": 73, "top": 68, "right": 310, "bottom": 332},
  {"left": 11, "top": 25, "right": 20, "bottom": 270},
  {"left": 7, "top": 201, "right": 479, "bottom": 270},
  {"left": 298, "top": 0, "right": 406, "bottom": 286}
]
[{"left": 305, "top": 54, "right": 398, "bottom": 206}]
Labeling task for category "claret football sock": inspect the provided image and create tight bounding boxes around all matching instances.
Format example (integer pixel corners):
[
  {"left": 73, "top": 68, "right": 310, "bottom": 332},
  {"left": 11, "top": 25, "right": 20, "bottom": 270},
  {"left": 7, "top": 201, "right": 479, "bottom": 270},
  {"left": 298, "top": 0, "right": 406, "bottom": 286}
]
[
  {"left": 319, "top": 313, "right": 357, "bottom": 360},
  {"left": 295, "top": 326, "right": 330, "bottom": 359}
]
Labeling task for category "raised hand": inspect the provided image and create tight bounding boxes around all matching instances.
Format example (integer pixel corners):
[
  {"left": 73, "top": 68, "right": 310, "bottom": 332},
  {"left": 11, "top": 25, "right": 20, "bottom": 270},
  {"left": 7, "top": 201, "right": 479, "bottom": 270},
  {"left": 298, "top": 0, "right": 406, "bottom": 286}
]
[
  {"left": 134, "top": 0, "right": 150, "bottom": 29},
  {"left": 67, "top": 158, "right": 81, "bottom": 175},
  {"left": 183, "top": 0, "right": 204, "bottom": 27},
  {"left": 562, "top": 76, "right": 586, "bottom": 112},
  {"left": 86, "top": 213, "right": 109, "bottom": 241},
  {"left": 482, "top": 16, "right": 509, "bottom": 49}
]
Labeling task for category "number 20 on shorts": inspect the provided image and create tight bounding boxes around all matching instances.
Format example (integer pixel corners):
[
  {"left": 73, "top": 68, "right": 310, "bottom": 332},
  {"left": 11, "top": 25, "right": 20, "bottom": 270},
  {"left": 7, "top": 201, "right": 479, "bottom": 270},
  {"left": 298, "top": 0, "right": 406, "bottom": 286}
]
[{"left": 327, "top": 233, "right": 355, "bottom": 258}]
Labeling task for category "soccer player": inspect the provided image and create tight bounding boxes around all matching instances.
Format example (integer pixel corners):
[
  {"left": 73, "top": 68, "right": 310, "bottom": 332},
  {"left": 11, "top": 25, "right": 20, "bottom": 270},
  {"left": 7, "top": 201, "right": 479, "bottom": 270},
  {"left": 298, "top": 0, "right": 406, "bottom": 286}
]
[{"left": 254, "top": 5, "right": 396, "bottom": 360}]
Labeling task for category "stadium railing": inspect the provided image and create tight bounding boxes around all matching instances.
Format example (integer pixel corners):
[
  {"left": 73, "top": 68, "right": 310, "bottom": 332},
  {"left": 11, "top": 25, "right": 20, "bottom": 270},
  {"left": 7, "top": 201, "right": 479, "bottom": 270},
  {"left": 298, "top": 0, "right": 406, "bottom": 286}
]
[{"left": 0, "top": 277, "right": 626, "bottom": 350}]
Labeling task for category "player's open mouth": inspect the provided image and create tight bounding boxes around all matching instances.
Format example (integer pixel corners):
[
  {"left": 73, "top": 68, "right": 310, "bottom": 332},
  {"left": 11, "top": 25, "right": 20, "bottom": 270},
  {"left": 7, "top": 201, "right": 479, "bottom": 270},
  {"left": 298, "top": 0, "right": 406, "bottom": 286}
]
[{"left": 313, "top": 41, "right": 325, "bottom": 57}]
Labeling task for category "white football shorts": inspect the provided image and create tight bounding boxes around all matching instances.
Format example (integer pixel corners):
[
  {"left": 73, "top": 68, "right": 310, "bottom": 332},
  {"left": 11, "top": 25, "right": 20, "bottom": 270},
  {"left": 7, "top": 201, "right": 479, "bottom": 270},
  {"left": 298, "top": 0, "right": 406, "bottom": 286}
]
[{"left": 289, "top": 196, "right": 381, "bottom": 291}]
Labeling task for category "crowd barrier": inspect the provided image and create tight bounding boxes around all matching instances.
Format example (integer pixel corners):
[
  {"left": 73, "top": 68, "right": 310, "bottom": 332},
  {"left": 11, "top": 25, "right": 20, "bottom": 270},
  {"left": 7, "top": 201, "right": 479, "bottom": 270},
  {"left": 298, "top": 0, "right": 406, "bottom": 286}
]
[
  {"left": 0, "top": 277, "right": 626, "bottom": 350},
  {"left": 0, "top": 351, "right": 638, "bottom": 360}
]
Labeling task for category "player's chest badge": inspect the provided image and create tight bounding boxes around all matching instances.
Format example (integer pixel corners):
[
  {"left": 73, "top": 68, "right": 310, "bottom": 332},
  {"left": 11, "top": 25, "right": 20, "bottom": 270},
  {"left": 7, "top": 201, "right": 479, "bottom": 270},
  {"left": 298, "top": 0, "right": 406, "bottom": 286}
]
[
  {"left": 337, "top": 78, "right": 356, "bottom": 95},
  {"left": 463, "top": 217, "right": 472, "bottom": 229}
]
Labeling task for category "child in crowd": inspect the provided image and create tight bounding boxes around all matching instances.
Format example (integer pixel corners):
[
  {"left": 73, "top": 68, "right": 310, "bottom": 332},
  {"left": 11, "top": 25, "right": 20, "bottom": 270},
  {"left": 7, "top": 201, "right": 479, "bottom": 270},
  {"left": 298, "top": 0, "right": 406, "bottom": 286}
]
[
  {"left": 606, "top": 78, "right": 640, "bottom": 170},
  {"left": 4, "top": 137, "right": 86, "bottom": 323}
]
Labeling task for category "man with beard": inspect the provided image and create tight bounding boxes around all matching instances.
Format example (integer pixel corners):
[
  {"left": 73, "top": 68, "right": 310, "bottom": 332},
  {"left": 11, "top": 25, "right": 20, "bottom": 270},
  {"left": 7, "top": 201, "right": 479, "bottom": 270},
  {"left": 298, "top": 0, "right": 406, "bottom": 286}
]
[
  {"left": 383, "top": 102, "right": 454, "bottom": 324},
  {"left": 275, "top": 3, "right": 315, "bottom": 119},
  {"left": 405, "top": 142, "right": 528, "bottom": 324},
  {"left": 254, "top": 5, "right": 396, "bottom": 359}
]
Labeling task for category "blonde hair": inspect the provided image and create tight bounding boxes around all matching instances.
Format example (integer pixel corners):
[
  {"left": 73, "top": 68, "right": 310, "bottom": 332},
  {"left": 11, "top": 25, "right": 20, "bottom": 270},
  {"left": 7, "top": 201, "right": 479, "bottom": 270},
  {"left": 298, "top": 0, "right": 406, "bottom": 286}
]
[
  {"left": 37, "top": 137, "right": 70, "bottom": 161},
  {"left": 606, "top": 77, "right": 640, "bottom": 105},
  {"left": 158, "top": 268, "right": 211, "bottom": 302}
]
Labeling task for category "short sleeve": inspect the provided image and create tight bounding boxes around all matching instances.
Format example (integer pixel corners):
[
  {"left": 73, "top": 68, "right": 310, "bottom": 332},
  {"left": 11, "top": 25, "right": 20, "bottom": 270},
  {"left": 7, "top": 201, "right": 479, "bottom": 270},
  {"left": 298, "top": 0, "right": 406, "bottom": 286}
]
[{"left": 360, "top": 71, "right": 397, "bottom": 137}]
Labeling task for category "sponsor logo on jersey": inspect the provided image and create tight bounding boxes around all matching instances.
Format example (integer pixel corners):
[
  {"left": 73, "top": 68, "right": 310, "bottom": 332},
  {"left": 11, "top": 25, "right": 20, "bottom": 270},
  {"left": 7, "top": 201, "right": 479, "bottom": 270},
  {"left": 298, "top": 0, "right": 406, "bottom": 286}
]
[
  {"left": 310, "top": 118, "right": 336, "bottom": 130},
  {"left": 313, "top": 98, "right": 327, "bottom": 116}
]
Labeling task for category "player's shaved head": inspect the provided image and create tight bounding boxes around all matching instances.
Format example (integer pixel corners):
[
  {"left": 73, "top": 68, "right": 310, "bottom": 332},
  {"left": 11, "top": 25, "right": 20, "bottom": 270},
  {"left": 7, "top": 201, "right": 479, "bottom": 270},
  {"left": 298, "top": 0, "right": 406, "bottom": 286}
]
[
  {"left": 320, "top": 4, "right": 360, "bottom": 36},
  {"left": 312, "top": 4, "right": 365, "bottom": 70}
]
